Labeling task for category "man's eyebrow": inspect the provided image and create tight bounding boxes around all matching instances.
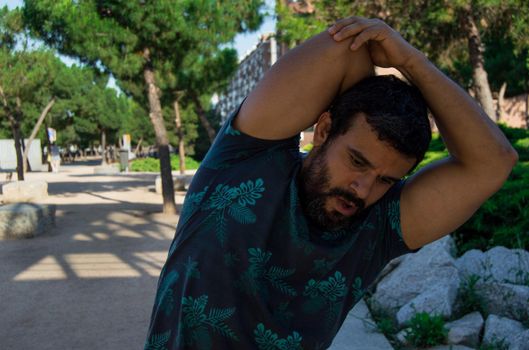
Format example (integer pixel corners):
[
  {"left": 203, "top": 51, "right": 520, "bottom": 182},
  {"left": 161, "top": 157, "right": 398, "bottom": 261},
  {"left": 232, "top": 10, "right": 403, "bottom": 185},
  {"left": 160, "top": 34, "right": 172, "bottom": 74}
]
[
  {"left": 347, "top": 147, "right": 373, "bottom": 168},
  {"left": 348, "top": 146, "right": 402, "bottom": 183}
]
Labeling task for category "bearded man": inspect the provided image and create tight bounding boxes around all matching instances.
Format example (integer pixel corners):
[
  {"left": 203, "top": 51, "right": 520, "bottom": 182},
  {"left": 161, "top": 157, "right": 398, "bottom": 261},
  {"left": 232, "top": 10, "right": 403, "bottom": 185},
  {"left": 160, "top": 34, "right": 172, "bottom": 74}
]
[{"left": 145, "top": 17, "right": 517, "bottom": 349}]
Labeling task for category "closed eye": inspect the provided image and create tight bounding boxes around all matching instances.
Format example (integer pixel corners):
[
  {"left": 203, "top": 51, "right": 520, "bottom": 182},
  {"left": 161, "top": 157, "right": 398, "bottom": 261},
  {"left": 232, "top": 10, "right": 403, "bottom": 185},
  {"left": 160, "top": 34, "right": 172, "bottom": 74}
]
[{"left": 349, "top": 155, "right": 365, "bottom": 167}]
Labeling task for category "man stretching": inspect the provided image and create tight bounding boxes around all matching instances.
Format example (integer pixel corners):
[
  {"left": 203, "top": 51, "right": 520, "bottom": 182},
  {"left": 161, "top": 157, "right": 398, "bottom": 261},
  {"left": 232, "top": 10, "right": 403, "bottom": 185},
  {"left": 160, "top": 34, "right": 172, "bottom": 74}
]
[{"left": 145, "top": 17, "right": 517, "bottom": 349}]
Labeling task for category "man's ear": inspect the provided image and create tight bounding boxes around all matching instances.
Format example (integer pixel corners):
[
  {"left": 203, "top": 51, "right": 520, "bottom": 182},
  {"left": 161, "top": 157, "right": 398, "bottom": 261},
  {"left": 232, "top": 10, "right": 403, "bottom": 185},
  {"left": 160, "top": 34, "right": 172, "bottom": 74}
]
[{"left": 313, "top": 111, "right": 332, "bottom": 147}]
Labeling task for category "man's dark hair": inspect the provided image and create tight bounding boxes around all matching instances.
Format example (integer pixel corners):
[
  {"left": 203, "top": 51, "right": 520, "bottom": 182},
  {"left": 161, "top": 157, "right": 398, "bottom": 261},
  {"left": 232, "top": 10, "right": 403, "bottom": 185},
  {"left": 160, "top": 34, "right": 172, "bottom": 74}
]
[{"left": 327, "top": 75, "right": 431, "bottom": 170}]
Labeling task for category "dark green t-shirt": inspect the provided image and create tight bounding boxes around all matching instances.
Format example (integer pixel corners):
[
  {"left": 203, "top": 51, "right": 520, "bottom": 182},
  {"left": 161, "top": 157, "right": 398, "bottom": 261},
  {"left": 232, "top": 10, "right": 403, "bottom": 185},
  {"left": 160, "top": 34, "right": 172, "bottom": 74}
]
[{"left": 145, "top": 107, "right": 414, "bottom": 350}]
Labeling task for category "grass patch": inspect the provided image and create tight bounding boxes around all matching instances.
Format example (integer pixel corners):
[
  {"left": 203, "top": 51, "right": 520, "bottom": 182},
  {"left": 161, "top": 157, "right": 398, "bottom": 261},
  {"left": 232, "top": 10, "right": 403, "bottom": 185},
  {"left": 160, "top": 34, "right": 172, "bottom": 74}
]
[
  {"left": 404, "top": 312, "right": 447, "bottom": 348},
  {"left": 130, "top": 155, "right": 200, "bottom": 172}
]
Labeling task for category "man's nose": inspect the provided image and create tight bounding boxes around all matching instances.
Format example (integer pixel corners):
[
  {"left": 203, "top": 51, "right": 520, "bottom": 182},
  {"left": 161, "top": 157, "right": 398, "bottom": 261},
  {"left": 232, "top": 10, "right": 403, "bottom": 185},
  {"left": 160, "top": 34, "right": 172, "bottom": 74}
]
[{"left": 350, "top": 174, "right": 375, "bottom": 199}]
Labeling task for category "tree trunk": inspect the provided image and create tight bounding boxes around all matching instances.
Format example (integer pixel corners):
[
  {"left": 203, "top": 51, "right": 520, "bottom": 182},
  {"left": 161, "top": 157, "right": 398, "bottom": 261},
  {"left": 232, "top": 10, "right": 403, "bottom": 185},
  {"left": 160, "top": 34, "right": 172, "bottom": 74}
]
[
  {"left": 101, "top": 128, "right": 107, "bottom": 165},
  {"left": 22, "top": 97, "right": 56, "bottom": 173},
  {"left": 497, "top": 82, "right": 507, "bottom": 122},
  {"left": 174, "top": 99, "right": 186, "bottom": 175},
  {"left": 463, "top": 9, "right": 496, "bottom": 121},
  {"left": 8, "top": 114, "right": 24, "bottom": 181},
  {"left": 143, "top": 48, "right": 176, "bottom": 214},
  {"left": 45, "top": 122, "right": 53, "bottom": 172},
  {"left": 133, "top": 137, "right": 143, "bottom": 156},
  {"left": 191, "top": 94, "right": 216, "bottom": 144}
]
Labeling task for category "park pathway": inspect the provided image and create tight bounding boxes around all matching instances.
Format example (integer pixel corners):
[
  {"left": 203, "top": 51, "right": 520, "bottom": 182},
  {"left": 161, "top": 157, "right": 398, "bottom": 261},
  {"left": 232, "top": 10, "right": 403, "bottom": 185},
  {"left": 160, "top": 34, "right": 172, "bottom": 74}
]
[{"left": 0, "top": 160, "right": 392, "bottom": 349}]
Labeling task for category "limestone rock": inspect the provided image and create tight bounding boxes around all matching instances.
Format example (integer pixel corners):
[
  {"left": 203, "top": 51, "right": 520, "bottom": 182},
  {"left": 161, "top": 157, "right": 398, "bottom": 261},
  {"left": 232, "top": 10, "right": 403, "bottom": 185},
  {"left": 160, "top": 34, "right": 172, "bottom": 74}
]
[
  {"left": 0, "top": 203, "right": 56, "bottom": 239},
  {"left": 372, "top": 236, "right": 457, "bottom": 313},
  {"left": 396, "top": 275, "right": 460, "bottom": 326},
  {"left": 395, "top": 328, "right": 410, "bottom": 346},
  {"left": 457, "top": 246, "right": 529, "bottom": 285},
  {"left": 2, "top": 180, "right": 48, "bottom": 203},
  {"left": 445, "top": 311, "right": 484, "bottom": 348},
  {"left": 477, "top": 282, "right": 529, "bottom": 323},
  {"left": 482, "top": 314, "right": 526, "bottom": 348},
  {"left": 93, "top": 165, "right": 120, "bottom": 174},
  {"left": 511, "top": 330, "right": 529, "bottom": 350},
  {"left": 155, "top": 174, "right": 193, "bottom": 193},
  {"left": 427, "top": 346, "right": 474, "bottom": 350}
]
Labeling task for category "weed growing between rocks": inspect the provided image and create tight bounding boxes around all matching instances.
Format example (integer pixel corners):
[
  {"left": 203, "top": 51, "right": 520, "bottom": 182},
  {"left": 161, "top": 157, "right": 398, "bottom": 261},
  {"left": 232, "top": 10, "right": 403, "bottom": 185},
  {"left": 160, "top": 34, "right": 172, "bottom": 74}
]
[
  {"left": 404, "top": 312, "right": 447, "bottom": 348},
  {"left": 366, "top": 298, "right": 400, "bottom": 347},
  {"left": 479, "top": 337, "right": 509, "bottom": 350},
  {"left": 458, "top": 274, "right": 487, "bottom": 316}
]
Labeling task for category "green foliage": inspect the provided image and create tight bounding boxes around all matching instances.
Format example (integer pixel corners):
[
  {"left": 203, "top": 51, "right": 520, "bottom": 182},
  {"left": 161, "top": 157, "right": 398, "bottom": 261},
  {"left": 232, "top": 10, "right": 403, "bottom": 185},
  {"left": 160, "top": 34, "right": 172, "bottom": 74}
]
[
  {"left": 365, "top": 298, "right": 399, "bottom": 344},
  {"left": 130, "top": 155, "right": 200, "bottom": 173},
  {"left": 404, "top": 312, "right": 447, "bottom": 348},
  {"left": 479, "top": 338, "right": 509, "bottom": 350},
  {"left": 301, "top": 143, "right": 313, "bottom": 152},
  {"left": 458, "top": 274, "right": 486, "bottom": 316}
]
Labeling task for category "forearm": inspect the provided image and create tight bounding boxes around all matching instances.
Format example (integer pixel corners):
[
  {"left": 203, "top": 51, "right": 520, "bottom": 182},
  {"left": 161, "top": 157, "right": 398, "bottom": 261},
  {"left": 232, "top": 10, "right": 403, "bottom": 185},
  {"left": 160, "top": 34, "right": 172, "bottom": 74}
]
[{"left": 400, "top": 53, "right": 518, "bottom": 177}]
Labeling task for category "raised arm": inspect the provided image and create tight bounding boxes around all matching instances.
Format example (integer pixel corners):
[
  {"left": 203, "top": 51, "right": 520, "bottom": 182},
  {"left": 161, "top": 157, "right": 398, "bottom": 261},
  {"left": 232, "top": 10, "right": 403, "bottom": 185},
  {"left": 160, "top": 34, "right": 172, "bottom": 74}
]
[
  {"left": 234, "top": 32, "right": 374, "bottom": 140},
  {"left": 330, "top": 17, "right": 518, "bottom": 249}
]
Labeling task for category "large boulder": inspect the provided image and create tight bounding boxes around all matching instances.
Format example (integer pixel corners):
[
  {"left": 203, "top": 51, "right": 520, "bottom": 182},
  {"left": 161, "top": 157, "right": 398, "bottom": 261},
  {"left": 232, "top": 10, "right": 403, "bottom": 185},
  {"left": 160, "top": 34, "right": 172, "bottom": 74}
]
[
  {"left": 482, "top": 314, "right": 526, "bottom": 348},
  {"left": 511, "top": 330, "right": 529, "bottom": 350},
  {"left": 372, "top": 236, "right": 458, "bottom": 315},
  {"left": 396, "top": 276, "right": 460, "bottom": 326},
  {"left": 445, "top": 312, "right": 484, "bottom": 348},
  {"left": 477, "top": 282, "right": 529, "bottom": 322},
  {"left": 457, "top": 246, "right": 529, "bottom": 285},
  {"left": 93, "top": 164, "right": 120, "bottom": 174},
  {"left": 2, "top": 180, "right": 48, "bottom": 203},
  {"left": 155, "top": 174, "right": 193, "bottom": 193},
  {"left": 0, "top": 203, "right": 56, "bottom": 239}
]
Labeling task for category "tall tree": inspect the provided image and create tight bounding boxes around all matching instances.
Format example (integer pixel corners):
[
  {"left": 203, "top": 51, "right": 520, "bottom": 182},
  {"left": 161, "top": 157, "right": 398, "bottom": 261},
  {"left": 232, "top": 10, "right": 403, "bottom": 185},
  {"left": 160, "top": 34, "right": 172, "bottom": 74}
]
[
  {"left": 24, "top": 0, "right": 264, "bottom": 214},
  {"left": 276, "top": 0, "right": 529, "bottom": 121}
]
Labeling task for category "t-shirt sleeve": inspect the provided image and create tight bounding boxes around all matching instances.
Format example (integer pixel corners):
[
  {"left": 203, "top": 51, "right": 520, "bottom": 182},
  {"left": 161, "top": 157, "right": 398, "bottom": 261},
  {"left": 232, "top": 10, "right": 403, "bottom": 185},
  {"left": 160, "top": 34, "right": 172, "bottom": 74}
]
[
  {"left": 377, "top": 180, "right": 419, "bottom": 262},
  {"left": 201, "top": 102, "right": 300, "bottom": 170}
]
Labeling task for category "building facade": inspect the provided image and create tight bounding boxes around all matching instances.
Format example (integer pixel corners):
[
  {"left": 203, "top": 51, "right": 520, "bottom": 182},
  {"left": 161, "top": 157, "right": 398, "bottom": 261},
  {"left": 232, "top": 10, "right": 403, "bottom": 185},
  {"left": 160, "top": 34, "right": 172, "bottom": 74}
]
[{"left": 217, "top": 34, "right": 281, "bottom": 123}]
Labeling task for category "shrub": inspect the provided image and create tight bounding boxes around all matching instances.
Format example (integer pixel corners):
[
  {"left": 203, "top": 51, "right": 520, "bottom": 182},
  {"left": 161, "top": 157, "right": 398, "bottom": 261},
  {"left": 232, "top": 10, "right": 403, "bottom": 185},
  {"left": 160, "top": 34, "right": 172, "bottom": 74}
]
[
  {"left": 301, "top": 143, "right": 313, "bottom": 152},
  {"left": 458, "top": 274, "right": 486, "bottom": 316},
  {"left": 130, "top": 155, "right": 200, "bottom": 172},
  {"left": 404, "top": 312, "right": 447, "bottom": 348}
]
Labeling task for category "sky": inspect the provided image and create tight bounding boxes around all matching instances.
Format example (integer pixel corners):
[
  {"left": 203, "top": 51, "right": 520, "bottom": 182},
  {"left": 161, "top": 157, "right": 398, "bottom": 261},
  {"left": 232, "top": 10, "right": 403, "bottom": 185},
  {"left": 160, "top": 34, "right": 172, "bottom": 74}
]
[{"left": 1, "top": 0, "right": 277, "bottom": 61}]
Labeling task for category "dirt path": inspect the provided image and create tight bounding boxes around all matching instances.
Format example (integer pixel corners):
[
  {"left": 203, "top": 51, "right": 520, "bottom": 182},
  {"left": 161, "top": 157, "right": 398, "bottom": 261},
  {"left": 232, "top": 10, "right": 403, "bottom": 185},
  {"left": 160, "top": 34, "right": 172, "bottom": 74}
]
[{"left": 0, "top": 161, "right": 185, "bottom": 350}]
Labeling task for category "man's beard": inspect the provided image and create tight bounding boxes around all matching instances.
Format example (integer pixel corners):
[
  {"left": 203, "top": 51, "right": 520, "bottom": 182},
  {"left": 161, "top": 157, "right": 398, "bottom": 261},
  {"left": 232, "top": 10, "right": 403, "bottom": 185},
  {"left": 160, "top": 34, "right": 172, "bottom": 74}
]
[{"left": 299, "top": 144, "right": 365, "bottom": 231}]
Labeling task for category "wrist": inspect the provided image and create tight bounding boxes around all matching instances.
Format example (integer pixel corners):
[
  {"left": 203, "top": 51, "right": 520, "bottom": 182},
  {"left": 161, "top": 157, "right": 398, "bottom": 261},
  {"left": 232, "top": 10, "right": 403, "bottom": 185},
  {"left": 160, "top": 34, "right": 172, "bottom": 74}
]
[{"left": 397, "top": 50, "right": 429, "bottom": 84}]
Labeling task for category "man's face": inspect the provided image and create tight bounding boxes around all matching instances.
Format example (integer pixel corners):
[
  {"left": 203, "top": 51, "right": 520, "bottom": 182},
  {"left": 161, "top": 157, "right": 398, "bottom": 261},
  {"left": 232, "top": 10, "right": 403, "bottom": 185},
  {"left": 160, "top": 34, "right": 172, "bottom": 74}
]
[{"left": 299, "top": 113, "right": 416, "bottom": 230}]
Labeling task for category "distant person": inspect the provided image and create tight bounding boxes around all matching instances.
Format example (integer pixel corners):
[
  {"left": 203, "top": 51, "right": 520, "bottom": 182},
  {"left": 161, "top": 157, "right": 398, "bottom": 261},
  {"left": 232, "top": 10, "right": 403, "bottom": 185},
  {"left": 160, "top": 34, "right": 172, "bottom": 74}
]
[
  {"left": 50, "top": 144, "right": 61, "bottom": 173},
  {"left": 145, "top": 17, "right": 517, "bottom": 349}
]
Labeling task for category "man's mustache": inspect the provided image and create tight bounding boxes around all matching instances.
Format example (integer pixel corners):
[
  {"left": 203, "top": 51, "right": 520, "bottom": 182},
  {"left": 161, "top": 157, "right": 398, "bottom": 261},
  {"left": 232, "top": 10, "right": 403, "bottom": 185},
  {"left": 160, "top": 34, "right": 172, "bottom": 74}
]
[{"left": 325, "top": 188, "right": 365, "bottom": 211}]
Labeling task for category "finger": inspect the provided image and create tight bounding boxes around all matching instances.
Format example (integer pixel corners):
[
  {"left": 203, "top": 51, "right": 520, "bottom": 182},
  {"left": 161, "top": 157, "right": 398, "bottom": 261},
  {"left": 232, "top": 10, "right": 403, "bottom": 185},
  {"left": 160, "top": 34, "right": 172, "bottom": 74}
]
[
  {"left": 350, "top": 27, "right": 381, "bottom": 50},
  {"left": 332, "top": 22, "right": 368, "bottom": 41},
  {"left": 328, "top": 16, "right": 365, "bottom": 35}
]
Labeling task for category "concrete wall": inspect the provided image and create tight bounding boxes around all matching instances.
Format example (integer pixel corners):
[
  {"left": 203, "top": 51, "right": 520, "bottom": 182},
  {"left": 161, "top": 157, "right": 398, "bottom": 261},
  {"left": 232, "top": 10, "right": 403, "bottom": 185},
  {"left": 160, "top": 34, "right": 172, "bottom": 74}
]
[{"left": 0, "top": 139, "right": 43, "bottom": 171}]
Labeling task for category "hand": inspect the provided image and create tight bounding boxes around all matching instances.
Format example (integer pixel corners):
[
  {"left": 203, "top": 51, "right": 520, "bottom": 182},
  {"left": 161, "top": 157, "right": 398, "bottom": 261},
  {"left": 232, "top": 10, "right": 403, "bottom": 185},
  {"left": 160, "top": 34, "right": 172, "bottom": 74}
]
[{"left": 328, "top": 16, "right": 423, "bottom": 71}]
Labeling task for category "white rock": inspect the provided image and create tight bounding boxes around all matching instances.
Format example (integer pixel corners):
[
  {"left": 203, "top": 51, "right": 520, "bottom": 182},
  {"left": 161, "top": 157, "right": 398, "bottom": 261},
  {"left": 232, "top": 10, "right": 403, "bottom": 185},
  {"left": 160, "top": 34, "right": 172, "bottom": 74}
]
[
  {"left": 396, "top": 275, "right": 460, "bottom": 326},
  {"left": 482, "top": 314, "right": 526, "bottom": 348},
  {"left": 372, "top": 236, "right": 457, "bottom": 313},
  {"left": 155, "top": 174, "right": 193, "bottom": 193},
  {"left": 445, "top": 311, "right": 484, "bottom": 348},
  {"left": 510, "top": 330, "right": 529, "bottom": 350},
  {"left": 456, "top": 249, "right": 484, "bottom": 279},
  {"left": 2, "top": 180, "right": 48, "bottom": 203},
  {"left": 478, "top": 282, "right": 529, "bottom": 323},
  {"left": 457, "top": 247, "right": 529, "bottom": 285},
  {"left": 0, "top": 203, "right": 56, "bottom": 239},
  {"left": 93, "top": 165, "right": 120, "bottom": 174}
]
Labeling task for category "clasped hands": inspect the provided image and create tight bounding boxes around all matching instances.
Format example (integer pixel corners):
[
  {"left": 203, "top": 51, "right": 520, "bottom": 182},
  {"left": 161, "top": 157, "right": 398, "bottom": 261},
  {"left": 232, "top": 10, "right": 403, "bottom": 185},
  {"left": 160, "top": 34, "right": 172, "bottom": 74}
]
[{"left": 328, "top": 16, "right": 424, "bottom": 73}]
